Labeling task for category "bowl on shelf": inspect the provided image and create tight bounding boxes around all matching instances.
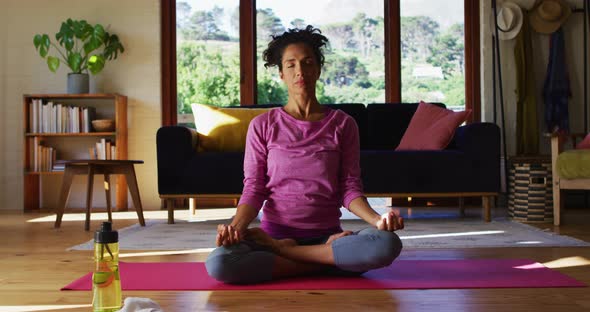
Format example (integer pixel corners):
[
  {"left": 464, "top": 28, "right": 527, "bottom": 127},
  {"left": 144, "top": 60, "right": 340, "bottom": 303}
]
[{"left": 92, "top": 119, "right": 116, "bottom": 132}]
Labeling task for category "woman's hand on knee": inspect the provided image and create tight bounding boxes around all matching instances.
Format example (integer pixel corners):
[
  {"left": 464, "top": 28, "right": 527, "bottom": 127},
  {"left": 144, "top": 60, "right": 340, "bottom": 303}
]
[
  {"left": 326, "top": 230, "right": 353, "bottom": 245},
  {"left": 216, "top": 224, "right": 242, "bottom": 247},
  {"left": 376, "top": 210, "right": 404, "bottom": 232}
]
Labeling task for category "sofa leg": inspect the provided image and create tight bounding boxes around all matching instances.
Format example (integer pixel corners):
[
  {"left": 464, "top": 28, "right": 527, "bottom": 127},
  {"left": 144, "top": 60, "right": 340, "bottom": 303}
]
[
  {"left": 459, "top": 197, "right": 465, "bottom": 216},
  {"left": 482, "top": 196, "right": 491, "bottom": 222},
  {"left": 189, "top": 198, "right": 196, "bottom": 216},
  {"left": 385, "top": 197, "right": 393, "bottom": 207},
  {"left": 166, "top": 198, "right": 175, "bottom": 224}
]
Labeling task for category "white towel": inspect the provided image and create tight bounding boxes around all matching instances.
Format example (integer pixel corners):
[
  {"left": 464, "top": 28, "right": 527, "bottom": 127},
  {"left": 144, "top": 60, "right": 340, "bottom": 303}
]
[{"left": 117, "top": 297, "right": 164, "bottom": 312}]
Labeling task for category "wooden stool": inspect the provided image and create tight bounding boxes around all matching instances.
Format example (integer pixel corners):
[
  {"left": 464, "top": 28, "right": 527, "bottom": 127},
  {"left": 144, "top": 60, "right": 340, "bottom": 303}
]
[{"left": 54, "top": 160, "right": 146, "bottom": 231}]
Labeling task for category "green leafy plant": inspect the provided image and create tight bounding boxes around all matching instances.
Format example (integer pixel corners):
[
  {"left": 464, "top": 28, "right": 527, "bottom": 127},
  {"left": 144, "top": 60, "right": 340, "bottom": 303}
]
[{"left": 33, "top": 18, "right": 124, "bottom": 75}]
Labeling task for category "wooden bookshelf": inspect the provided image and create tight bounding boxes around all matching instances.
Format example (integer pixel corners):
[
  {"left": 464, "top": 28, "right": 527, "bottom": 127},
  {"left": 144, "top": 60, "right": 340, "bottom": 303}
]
[
  {"left": 25, "top": 171, "right": 65, "bottom": 176},
  {"left": 25, "top": 132, "right": 116, "bottom": 137},
  {"left": 23, "top": 93, "right": 128, "bottom": 212}
]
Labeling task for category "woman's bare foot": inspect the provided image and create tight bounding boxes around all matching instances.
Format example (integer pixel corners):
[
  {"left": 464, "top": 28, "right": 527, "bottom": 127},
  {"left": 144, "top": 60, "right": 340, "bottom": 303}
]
[
  {"left": 325, "top": 231, "right": 353, "bottom": 244},
  {"left": 246, "top": 228, "right": 297, "bottom": 252}
]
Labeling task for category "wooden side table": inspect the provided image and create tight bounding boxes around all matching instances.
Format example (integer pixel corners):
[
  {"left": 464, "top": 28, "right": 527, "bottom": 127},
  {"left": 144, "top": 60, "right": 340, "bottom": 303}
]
[{"left": 54, "top": 160, "right": 146, "bottom": 231}]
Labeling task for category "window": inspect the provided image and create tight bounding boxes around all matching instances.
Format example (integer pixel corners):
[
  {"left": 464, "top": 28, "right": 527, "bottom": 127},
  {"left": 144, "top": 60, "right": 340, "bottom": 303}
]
[
  {"left": 162, "top": 0, "right": 479, "bottom": 125},
  {"left": 256, "top": 0, "right": 384, "bottom": 104},
  {"left": 175, "top": 1, "right": 240, "bottom": 125},
  {"left": 400, "top": 0, "right": 465, "bottom": 110}
]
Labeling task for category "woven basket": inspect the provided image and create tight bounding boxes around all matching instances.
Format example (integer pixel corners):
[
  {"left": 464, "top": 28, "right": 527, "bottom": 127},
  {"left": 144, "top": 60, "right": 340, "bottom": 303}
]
[{"left": 508, "top": 156, "right": 553, "bottom": 223}]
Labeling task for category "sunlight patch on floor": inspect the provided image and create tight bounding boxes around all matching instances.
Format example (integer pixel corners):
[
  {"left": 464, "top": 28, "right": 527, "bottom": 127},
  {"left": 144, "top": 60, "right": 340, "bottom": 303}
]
[
  {"left": 514, "top": 256, "right": 590, "bottom": 270},
  {"left": 119, "top": 248, "right": 215, "bottom": 258},
  {"left": 26, "top": 211, "right": 168, "bottom": 223},
  {"left": 543, "top": 256, "right": 590, "bottom": 269},
  {"left": 28, "top": 205, "right": 483, "bottom": 224},
  {"left": 27, "top": 208, "right": 238, "bottom": 223},
  {"left": 400, "top": 230, "right": 505, "bottom": 240},
  {"left": 513, "top": 262, "right": 545, "bottom": 270},
  {"left": 0, "top": 304, "right": 91, "bottom": 312}
]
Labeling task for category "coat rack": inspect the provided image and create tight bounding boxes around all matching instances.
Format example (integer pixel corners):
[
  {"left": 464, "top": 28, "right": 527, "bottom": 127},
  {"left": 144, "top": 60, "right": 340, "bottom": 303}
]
[{"left": 491, "top": 0, "right": 589, "bottom": 192}]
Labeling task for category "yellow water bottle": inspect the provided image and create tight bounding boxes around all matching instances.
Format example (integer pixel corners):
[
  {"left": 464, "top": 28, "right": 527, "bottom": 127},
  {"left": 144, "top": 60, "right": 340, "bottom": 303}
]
[{"left": 92, "top": 222, "right": 122, "bottom": 312}]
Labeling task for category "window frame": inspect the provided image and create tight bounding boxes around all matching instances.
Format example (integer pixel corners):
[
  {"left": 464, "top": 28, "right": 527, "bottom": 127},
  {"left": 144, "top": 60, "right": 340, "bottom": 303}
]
[{"left": 161, "top": 0, "right": 480, "bottom": 125}]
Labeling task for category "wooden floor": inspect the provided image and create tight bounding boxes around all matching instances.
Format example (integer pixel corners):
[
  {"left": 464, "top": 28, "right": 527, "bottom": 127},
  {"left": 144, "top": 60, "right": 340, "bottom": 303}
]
[{"left": 1, "top": 207, "right": 590, "bottom": 312}]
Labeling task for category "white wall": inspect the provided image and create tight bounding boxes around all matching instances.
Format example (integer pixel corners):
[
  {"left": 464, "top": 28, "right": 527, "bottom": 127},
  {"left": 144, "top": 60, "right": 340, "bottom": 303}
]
[
  {"left": 481, "top": 0, "right": 589, "bottom": 156},
  {"left": 0, "top": 0, "right": 161, "bottom": 211}
]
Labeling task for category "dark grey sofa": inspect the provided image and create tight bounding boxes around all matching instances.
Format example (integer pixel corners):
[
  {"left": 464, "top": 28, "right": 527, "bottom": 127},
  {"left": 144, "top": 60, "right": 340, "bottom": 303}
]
[{"left": 157, "top": 103, "right": 501, "bottom": 223}]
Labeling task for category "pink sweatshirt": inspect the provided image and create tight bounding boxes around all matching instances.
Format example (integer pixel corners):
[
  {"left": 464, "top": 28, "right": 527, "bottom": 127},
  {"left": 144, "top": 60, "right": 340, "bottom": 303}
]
[{"left": 238, "top": 107, "right": 364, "bottom": 239}]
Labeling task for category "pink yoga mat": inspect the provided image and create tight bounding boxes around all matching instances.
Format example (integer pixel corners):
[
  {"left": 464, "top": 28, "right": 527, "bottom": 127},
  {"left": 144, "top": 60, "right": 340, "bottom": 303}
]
[{"left": 62, "top": 259, "right": 585, "bottom": 291}]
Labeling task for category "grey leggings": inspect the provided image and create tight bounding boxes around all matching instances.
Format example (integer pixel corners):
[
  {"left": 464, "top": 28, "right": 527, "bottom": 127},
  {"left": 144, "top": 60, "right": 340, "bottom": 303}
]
[{"left": 205, "top": 228, "right": 403, "bottom": 284}]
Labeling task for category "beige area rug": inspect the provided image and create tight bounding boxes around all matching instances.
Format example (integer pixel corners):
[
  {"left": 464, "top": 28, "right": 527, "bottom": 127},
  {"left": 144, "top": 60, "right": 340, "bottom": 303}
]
[{"left": 68, "top": 216, "right": 590, "bottom": 251}]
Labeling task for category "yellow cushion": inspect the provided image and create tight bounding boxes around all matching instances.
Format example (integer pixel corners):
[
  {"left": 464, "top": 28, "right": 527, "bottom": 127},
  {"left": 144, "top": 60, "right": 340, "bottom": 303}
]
[
  {"left": 557, "top": 149, "right": 590, "bottom": 179},
  {"left": 191, "top": 103, "right": 270, "bottom": 152}
]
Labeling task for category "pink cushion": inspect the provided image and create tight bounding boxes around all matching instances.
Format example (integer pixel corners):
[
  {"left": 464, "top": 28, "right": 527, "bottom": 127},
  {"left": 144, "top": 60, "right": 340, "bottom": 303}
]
[
  {"left": 576, "top": 133, "right": 590, "bottom": 149},
  {"left": 396, "top": 101, "right": 472, "bottom": 151}
]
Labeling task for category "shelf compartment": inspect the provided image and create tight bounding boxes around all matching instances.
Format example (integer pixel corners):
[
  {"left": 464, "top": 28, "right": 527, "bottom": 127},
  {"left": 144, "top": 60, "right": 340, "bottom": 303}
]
[{"left": 26, "top": 132, "right": 116, "bottom": 137}]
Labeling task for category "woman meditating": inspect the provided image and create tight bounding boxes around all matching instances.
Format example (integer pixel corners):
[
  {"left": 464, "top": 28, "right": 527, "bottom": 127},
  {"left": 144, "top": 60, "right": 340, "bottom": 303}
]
[{"left": 206, "top": 25, "right": 404, "bottom": 284}]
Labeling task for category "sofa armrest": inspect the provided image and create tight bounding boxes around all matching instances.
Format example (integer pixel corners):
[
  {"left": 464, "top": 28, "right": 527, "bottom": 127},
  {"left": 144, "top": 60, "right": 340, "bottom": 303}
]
[
  {"left": 156, "top": 126, "right": 199, "bottom": 195},
  {"left": 451, "top": 123, "right": 501, "bottom": 191},
  {"left": 452, "top": 122, "right": 500, "bottom": 156}
]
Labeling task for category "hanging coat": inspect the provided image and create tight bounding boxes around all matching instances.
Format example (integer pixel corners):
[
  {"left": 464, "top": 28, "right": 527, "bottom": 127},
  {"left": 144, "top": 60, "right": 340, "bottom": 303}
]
[
  {"left": 514, "top": 19, "right": 539, "bottom": 155},
  {"left": 543, "top": 28, "right": 571, "bottom": 134}
]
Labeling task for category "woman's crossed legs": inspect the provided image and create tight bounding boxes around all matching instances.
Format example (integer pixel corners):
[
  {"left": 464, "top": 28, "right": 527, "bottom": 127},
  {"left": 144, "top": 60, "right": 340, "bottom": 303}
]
[{"left": 205, "top": 227, "right": 403, "bottom": 284}]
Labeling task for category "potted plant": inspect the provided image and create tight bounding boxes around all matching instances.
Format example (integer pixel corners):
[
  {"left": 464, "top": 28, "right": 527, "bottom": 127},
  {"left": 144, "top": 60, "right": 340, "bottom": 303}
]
[{"left": 33, "top": 18, "right": 125, "bottom": 94}]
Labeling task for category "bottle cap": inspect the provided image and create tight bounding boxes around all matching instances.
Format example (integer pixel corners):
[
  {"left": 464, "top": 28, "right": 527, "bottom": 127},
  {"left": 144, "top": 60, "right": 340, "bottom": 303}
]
[{"left": 94, "top": 222, "right": 118, "bottom": 244}]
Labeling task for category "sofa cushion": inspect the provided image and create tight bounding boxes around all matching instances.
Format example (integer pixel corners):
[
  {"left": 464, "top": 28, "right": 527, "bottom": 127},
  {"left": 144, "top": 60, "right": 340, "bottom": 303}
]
[
  {"left": 576, "top": 133, "right": 590, "bottom": 149},
  {"left": 324, "top": 104, "right": 368, "bottom": 149},
  {"left": 360, "top": 150, "right": 475, "bottom": 193},
  {"left": 366, "top": 103, "right": 445, "bottom": 149},
  {"left": 396, "top": 101, "right": 471, "bottom": 151},
  {"left": 191, "top": 104, "right": 271, "bottom": 152},
  {"left": 557, "top": 150, "right": 590, "bottom": 179},
  {"left": 180, "top": 152, "right": 246, "bottom": 194}
]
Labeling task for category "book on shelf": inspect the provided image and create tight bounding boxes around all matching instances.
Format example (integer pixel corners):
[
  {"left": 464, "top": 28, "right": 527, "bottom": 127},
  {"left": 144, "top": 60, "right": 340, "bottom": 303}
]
[
  {"left": 89, "top": 139, "right": 116, "bottom": 160},
  {"left": 83, "top": 107, "right": 96, "bottom": 132},
  {"left": 106, "top": 140, "right": 111, "bottom": 160},
  {"left": 95, "top": 141, "right": 101, "bottom": 159},
  {"left": 31, "top": 137, "right": 57, "bottom": 172},
  {"left": 28, "top": 99, "right": 97, "bottom": 134},
  {"left": 32, "top": 137, "right": 38, "bottom": 171},
  {"left": 29, "top": 138, "right": 118, "bottom": 172},
  {"left": 52, "top": 160, "right": 66, "bottom": 172},
  {"left": 29, "top": 100, "right": 36, "bottom": 133}
]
